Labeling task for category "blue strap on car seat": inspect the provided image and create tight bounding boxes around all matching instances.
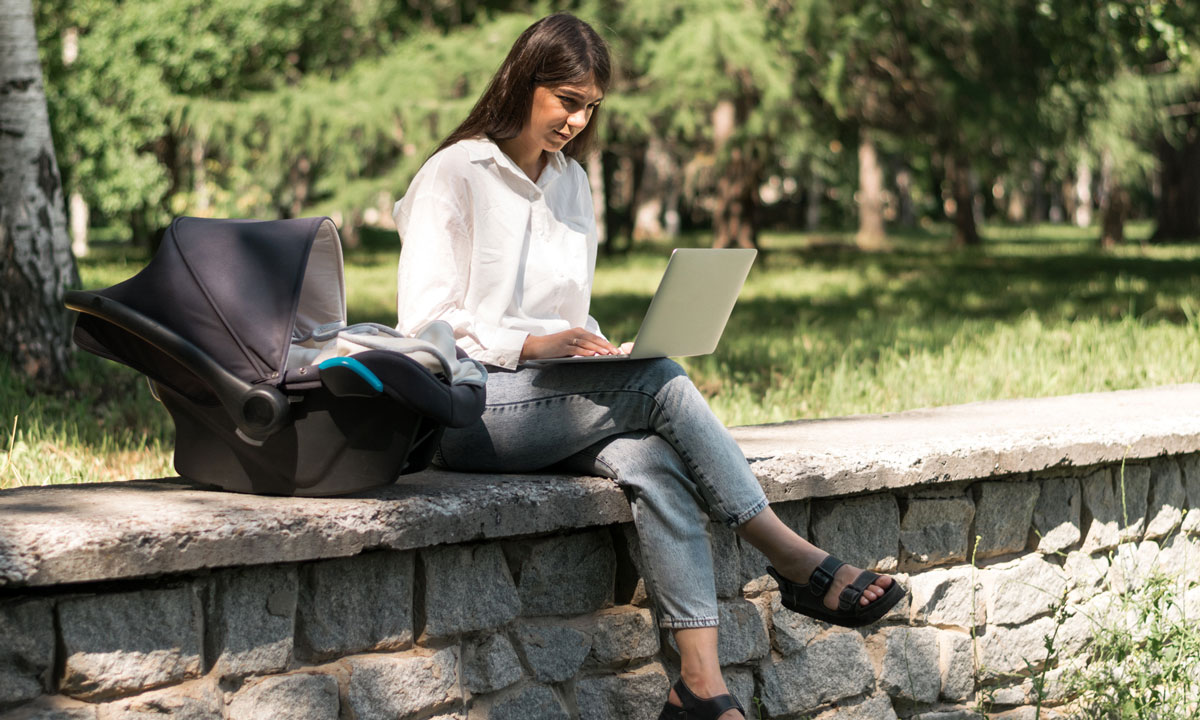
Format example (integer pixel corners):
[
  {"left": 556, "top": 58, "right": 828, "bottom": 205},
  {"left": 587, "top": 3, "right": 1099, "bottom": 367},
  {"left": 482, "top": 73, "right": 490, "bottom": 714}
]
[{"left": 318, "top": 356, "right": 383, "bottom": 397}]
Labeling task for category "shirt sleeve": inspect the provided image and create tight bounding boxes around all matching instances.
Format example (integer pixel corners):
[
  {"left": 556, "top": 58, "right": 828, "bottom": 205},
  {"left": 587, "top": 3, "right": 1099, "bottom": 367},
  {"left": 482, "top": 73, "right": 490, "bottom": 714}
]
[{"left": 395, "top": 190, "right": 529, "bottom": 369}]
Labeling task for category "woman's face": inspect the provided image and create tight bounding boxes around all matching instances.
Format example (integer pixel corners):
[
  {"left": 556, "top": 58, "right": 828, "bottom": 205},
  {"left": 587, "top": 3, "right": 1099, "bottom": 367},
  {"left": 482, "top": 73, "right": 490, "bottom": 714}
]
[{"left": 523, "top": 81, "right": 604, "bottom": 153}]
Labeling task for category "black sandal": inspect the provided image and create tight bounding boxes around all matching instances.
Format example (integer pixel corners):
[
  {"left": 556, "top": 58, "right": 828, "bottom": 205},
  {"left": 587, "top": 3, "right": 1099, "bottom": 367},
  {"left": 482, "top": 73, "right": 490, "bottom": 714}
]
[
  {"left": 767, "top": 554, "right": 905, "bottom": 628},
  {"left": 658, "top": 677, "right": 745, "bottom": 719}
]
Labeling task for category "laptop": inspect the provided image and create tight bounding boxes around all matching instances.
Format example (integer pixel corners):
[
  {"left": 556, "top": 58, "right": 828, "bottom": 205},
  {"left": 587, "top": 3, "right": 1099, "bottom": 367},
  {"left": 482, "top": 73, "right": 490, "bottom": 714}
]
[{"left": 528, "top": 247, "right": 757, "bottom": 365}]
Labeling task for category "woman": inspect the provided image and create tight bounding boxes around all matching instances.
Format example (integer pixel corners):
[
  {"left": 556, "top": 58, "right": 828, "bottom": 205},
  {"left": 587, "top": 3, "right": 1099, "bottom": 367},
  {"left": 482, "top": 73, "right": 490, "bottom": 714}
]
[{"left": 394, "top": 14, "right": 904, "bottom": 720}]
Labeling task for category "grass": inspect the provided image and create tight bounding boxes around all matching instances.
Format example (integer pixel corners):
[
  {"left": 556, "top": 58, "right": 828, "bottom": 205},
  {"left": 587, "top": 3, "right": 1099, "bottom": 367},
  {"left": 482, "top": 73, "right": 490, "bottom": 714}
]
[{"left": 3, "top": 221, "right": 1200, "bottom": 487}]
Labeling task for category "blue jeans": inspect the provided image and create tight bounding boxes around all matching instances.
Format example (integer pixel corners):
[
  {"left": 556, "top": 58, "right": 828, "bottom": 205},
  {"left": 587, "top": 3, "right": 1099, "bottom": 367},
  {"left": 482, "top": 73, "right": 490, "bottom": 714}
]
[{"left": 434, "top": 358, "right": 769, "bottom": 628}]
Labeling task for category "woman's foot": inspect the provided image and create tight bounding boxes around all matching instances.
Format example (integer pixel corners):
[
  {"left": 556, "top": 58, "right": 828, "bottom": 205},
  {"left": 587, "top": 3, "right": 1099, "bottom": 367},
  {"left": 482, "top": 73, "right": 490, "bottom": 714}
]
[
  {"left": 662, "top": 674, "right": 744, "bottom": 720},
  {"left": 771, "top": 551, "right": 894, "bottom": 612}
]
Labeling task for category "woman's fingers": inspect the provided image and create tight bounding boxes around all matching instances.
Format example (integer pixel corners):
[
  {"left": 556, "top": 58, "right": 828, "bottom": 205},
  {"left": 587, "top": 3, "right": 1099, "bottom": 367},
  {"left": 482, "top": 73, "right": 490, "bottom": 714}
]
[{"left": 568, "top": 330, "right": 617, "bottom": 356}]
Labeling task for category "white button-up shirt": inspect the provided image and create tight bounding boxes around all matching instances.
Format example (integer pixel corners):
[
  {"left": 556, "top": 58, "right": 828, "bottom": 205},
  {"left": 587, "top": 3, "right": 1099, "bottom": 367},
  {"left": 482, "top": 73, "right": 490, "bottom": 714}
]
[{"left": 393, "top": 137, "right": 604, "bottom": 369}]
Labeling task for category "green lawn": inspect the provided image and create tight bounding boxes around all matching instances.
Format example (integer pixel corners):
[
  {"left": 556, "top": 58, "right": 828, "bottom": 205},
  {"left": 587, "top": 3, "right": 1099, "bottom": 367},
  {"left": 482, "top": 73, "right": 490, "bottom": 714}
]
[{"left": 4, "top": 221, "right": 1199, "bottom": 487}]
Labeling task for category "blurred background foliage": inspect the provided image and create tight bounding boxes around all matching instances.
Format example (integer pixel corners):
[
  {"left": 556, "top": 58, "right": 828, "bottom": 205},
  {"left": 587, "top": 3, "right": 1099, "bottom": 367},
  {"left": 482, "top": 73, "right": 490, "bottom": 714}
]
[{"left": 33, "top": 0, "right": 1200, "bottom": 254}]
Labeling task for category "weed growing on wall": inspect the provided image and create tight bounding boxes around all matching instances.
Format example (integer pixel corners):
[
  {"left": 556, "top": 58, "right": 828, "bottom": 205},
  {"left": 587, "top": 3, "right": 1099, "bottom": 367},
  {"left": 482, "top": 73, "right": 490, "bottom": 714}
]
[{"left": 1065, "top": 568, "right": 1200, "bottom": 718}]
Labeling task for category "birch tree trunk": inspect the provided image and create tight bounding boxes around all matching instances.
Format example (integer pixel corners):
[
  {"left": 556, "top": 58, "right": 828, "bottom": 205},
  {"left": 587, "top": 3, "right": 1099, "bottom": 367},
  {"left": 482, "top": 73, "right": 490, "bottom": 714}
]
[{"left": 0, "top": 0, "right": 79, "bottom": 382}]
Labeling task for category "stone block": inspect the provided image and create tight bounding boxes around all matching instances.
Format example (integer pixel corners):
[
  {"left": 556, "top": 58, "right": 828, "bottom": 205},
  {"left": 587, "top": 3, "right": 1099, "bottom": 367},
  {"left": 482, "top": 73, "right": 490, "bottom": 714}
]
[
  {"left": 100, "top": 679, "right": 222, "bottom": 720},
  {"left": 512, "top": 532, "right": 614, "bottom": 617},
  {"left": 1083, "top": 466, "right": 1128, "bottom": 554},
  {"left": 488, "top": 684, "right": 567, "bottom": 720},
  {"left": 0, "top": 696, "right": 98, "bottom": 719},
  {"left": 993, "top": 679, "right": 1037, "bottom": 707},
  {"left": 227, "top": 674, "right": 338, "bottom": 720},
  {"left": 977, "top": 616, "right": 1056, "bottom": 679},
  {"left": 973, "top": 480, "right": 1039, "bottom": 558},
  {"left": 462, "top": 634, "right": 523, "bottom": 694},
  {"left": 716, "top": 600, "right": 769, "bottom": 666},
  {"left": 1108, "top": 540, "right": 1160, "bottom": 595},
  {"left": 575, "top": 664, "right": 670, "bottom": 720},
  {"left": 768, "top": 592, "right": 822, "bottom": 655},
  {"left": 1161, "top": 532, "right": 1200, "bottom": 587},
  {"left": 1063, "top": 551, "right": 1109, "bottom": 604},
  {"left": 59, "top": 587, "right": 202, "bottom": 700},
  {"left": 1114, "top": 463, "right": 1151, "bottom": 541},
  {"left": 738, "top": 501, "right": 808, "bottom": 592},
  {"left": 1146, "top": 459, "right": 1186, "bottom": 539},
  {"left": 586, "top": 608, "right": 658, "bottom": 665},
  {"left": 810, "top": 494, "right": 899, "bottom": 572},
  {"left": 346, "top": 648, "right": 460, "bottom": 719},
  {"left": 207, "top": 565, "right": 296, "bottom": 678},
  {"left": 811, "top": 693, "right": 898, "bottom": 720},
  {"left": 939, "top": 629, "right": 974, "bottom": 702},
  {"left": 709, "top": 524, "right": 741, "bottom": 599},
  {"left": 759, "top": 631, "right": 874, "bottom": 716},
  {"left": 0, "top": 598, "right": 54, "bottom": 708},
  {"left": 1056, "top": 592, "right": 1116, "bottom": 659},
  {"left": 909, "top": 566, "right": 984, "bottom": 629},
  {"left": 421, "top": 544, "right": 519, "bottom": 638},
  {"left": 1032, "top": 476, "right": 1081, "bottom": 553},
  {"left": 722, "top": 667, "right": 755, "bottom": 717},
  {"left": 900, "top": 496, "right": 975, "bottom": 568},
  {"left": 296, "top": 551, "right": 413, "bottom": 660},
  {"left": 911, "top": 711, "right": 983, "bottom": 720},
  {"left": 1182, "top": 454, "right": 1200, "bottom": 534},
  {"left": 986, "top": 554, "right": 1069, "bottom": 626},
  {"left": 513, "top": 623, "right": 590, "bottom": 684},
  {"left": 877, "top": 626, "right": 941, "bottom": 703}
]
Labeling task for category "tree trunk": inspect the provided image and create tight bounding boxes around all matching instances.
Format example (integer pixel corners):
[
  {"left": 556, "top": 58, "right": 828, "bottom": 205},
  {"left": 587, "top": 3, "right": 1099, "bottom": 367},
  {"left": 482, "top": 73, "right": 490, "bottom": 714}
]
[
  {"left": 805, "top": 170, "right": 823, "bottom": 231},
  {"left": 855, "top": 129, "right": 887, "bottom": 250},
  {"left": 1030, "top": 159, "right": 1046, "bottom": 222},
  {"left": 633, "top": 137, "right": 678, "bottom": 241},
  {"left": 0, "top": 0, "right": 79, "bottom": 383},
  {"left": 602, "top": 149, "right": 634, "bottom": 255},
  {"left": 1151, "top": 118, "right": 1200, "bottom": 242},
  {"left": 946, "top": 153, "right": 980, "bottom": 246},
  {"left": 69, "top": 191, "right": 88, "bottom": 258},
  {"left": 711, "top": 98, "right": 758, "bottom": 249},
  {"left": 895, "top": 166, "right": 915, "bottom": 228},
  {"left": 1073, "top": 157, "right": 1093, "bottom": 228},
  {"left": 587, "top": 150, "right": 606, "bottom": 247}
]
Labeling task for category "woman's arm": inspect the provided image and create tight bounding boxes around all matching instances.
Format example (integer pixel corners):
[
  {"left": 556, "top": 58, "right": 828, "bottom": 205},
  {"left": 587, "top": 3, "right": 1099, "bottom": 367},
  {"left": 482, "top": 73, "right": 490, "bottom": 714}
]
[{"left": 396, "top": 193, "right": 530, "bottom": 368}]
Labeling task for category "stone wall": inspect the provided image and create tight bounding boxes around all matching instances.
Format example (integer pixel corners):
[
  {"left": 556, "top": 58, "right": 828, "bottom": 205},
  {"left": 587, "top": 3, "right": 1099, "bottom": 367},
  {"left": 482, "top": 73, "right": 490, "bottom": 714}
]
[{"left": 2, "top": 386, "right": 1200, "bottom": 719}]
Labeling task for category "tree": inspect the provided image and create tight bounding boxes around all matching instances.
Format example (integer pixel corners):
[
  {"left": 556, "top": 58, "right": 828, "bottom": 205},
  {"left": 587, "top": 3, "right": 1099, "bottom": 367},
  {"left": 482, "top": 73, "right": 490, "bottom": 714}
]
[
  {"left": 1, "top": 0, "right": 79, "bottom": 382},
  {"left": 621, "top": 0, "right": 795, "bottom": 249}
]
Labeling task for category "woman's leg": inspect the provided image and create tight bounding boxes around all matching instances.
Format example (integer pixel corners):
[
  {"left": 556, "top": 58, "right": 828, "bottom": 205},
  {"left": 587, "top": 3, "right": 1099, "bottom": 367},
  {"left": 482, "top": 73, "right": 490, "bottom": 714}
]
[
  {"left": 565, "top": 432, "right": 741, "bottom": 719},
  {"left": 736, "top": 507, "right": 894, "bottom": 609}
]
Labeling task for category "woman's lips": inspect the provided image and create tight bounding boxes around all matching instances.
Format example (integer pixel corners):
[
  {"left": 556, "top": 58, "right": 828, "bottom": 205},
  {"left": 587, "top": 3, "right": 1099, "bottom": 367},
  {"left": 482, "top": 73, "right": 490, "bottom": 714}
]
[{"left": 554, "top": 130, "right": 572, "bottom": 141}]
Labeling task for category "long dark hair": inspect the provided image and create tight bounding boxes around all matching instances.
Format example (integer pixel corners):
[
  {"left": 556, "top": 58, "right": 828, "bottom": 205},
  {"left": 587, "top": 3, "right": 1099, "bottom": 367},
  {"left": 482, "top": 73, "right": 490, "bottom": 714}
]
[{"left": 435, "top": 13, "right": 611, "bottom": 160}]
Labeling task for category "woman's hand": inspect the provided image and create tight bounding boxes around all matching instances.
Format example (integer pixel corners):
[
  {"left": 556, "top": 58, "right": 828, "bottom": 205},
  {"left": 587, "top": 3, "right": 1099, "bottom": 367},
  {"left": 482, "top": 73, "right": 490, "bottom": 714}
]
[{"left": 520, "top": 328, "right": 623, "bottom": 361}]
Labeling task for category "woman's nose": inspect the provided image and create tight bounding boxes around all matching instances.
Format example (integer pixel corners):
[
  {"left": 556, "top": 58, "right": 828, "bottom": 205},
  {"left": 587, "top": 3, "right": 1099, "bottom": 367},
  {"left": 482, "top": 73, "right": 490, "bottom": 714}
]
[{"left": 567, "top": 108, "right": 589, "bottom": 128}]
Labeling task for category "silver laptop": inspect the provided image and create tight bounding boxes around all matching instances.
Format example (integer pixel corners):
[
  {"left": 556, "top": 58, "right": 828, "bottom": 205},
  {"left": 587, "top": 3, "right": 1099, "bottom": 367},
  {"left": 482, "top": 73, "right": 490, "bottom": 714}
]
[{"left": 529, "top": 247, "right": 757, "bottom": 365}]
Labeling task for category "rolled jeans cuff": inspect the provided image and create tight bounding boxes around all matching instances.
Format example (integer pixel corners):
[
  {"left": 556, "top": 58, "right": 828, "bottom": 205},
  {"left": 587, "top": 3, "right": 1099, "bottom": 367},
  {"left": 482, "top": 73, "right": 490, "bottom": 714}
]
[
  {"left": 727, "top": 495, "right": 769, "bottom": 528},
  {"left": 659, "top": 615, "right": 720, "bottom": 629}
]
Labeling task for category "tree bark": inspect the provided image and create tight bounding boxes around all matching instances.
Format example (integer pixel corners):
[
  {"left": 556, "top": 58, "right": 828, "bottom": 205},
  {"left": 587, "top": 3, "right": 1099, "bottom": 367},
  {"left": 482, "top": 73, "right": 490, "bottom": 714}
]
[
  {"left": 1073, "top": 157, "right": 1093, "bottom": 228},
  {"left": 0, "top": 0, "right": 79, "bottom": 383},
  {"left": 1151, "top": 118, "right": 1200, "bottom": 242},
  {"left": 805, "top": 169, "right": 823, "bottom": 232},
  {"left": 895, "top": 166, "right": 915, "bottom": 228},
  {"left": 711, "top": 98, "right": 758, "bottom": 249},
  {"left": 632, "top": 137, "right": 678, "bottom": 241},
  {"left": 587, "top": 150, "right": 606, "bottom": 247},
  {"left": 946, "top": 153, "right": 980, "bottom": 246},
  {"left": 855, "top": 128, "right": 887, "bottom": 250}
]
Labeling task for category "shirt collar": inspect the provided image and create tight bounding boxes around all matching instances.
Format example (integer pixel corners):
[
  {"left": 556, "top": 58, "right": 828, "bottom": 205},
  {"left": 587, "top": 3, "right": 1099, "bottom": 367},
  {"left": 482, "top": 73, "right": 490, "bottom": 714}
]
[{"left": 464, "top": 136, "right": 566, "bottom": 189}]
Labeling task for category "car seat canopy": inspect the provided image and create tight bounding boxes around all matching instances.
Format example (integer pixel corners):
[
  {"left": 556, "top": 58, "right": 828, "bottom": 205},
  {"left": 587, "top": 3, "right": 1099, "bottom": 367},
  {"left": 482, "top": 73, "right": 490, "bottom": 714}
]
[{"left": 80, "top": 216, "right": 345, "bottom": 386}]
